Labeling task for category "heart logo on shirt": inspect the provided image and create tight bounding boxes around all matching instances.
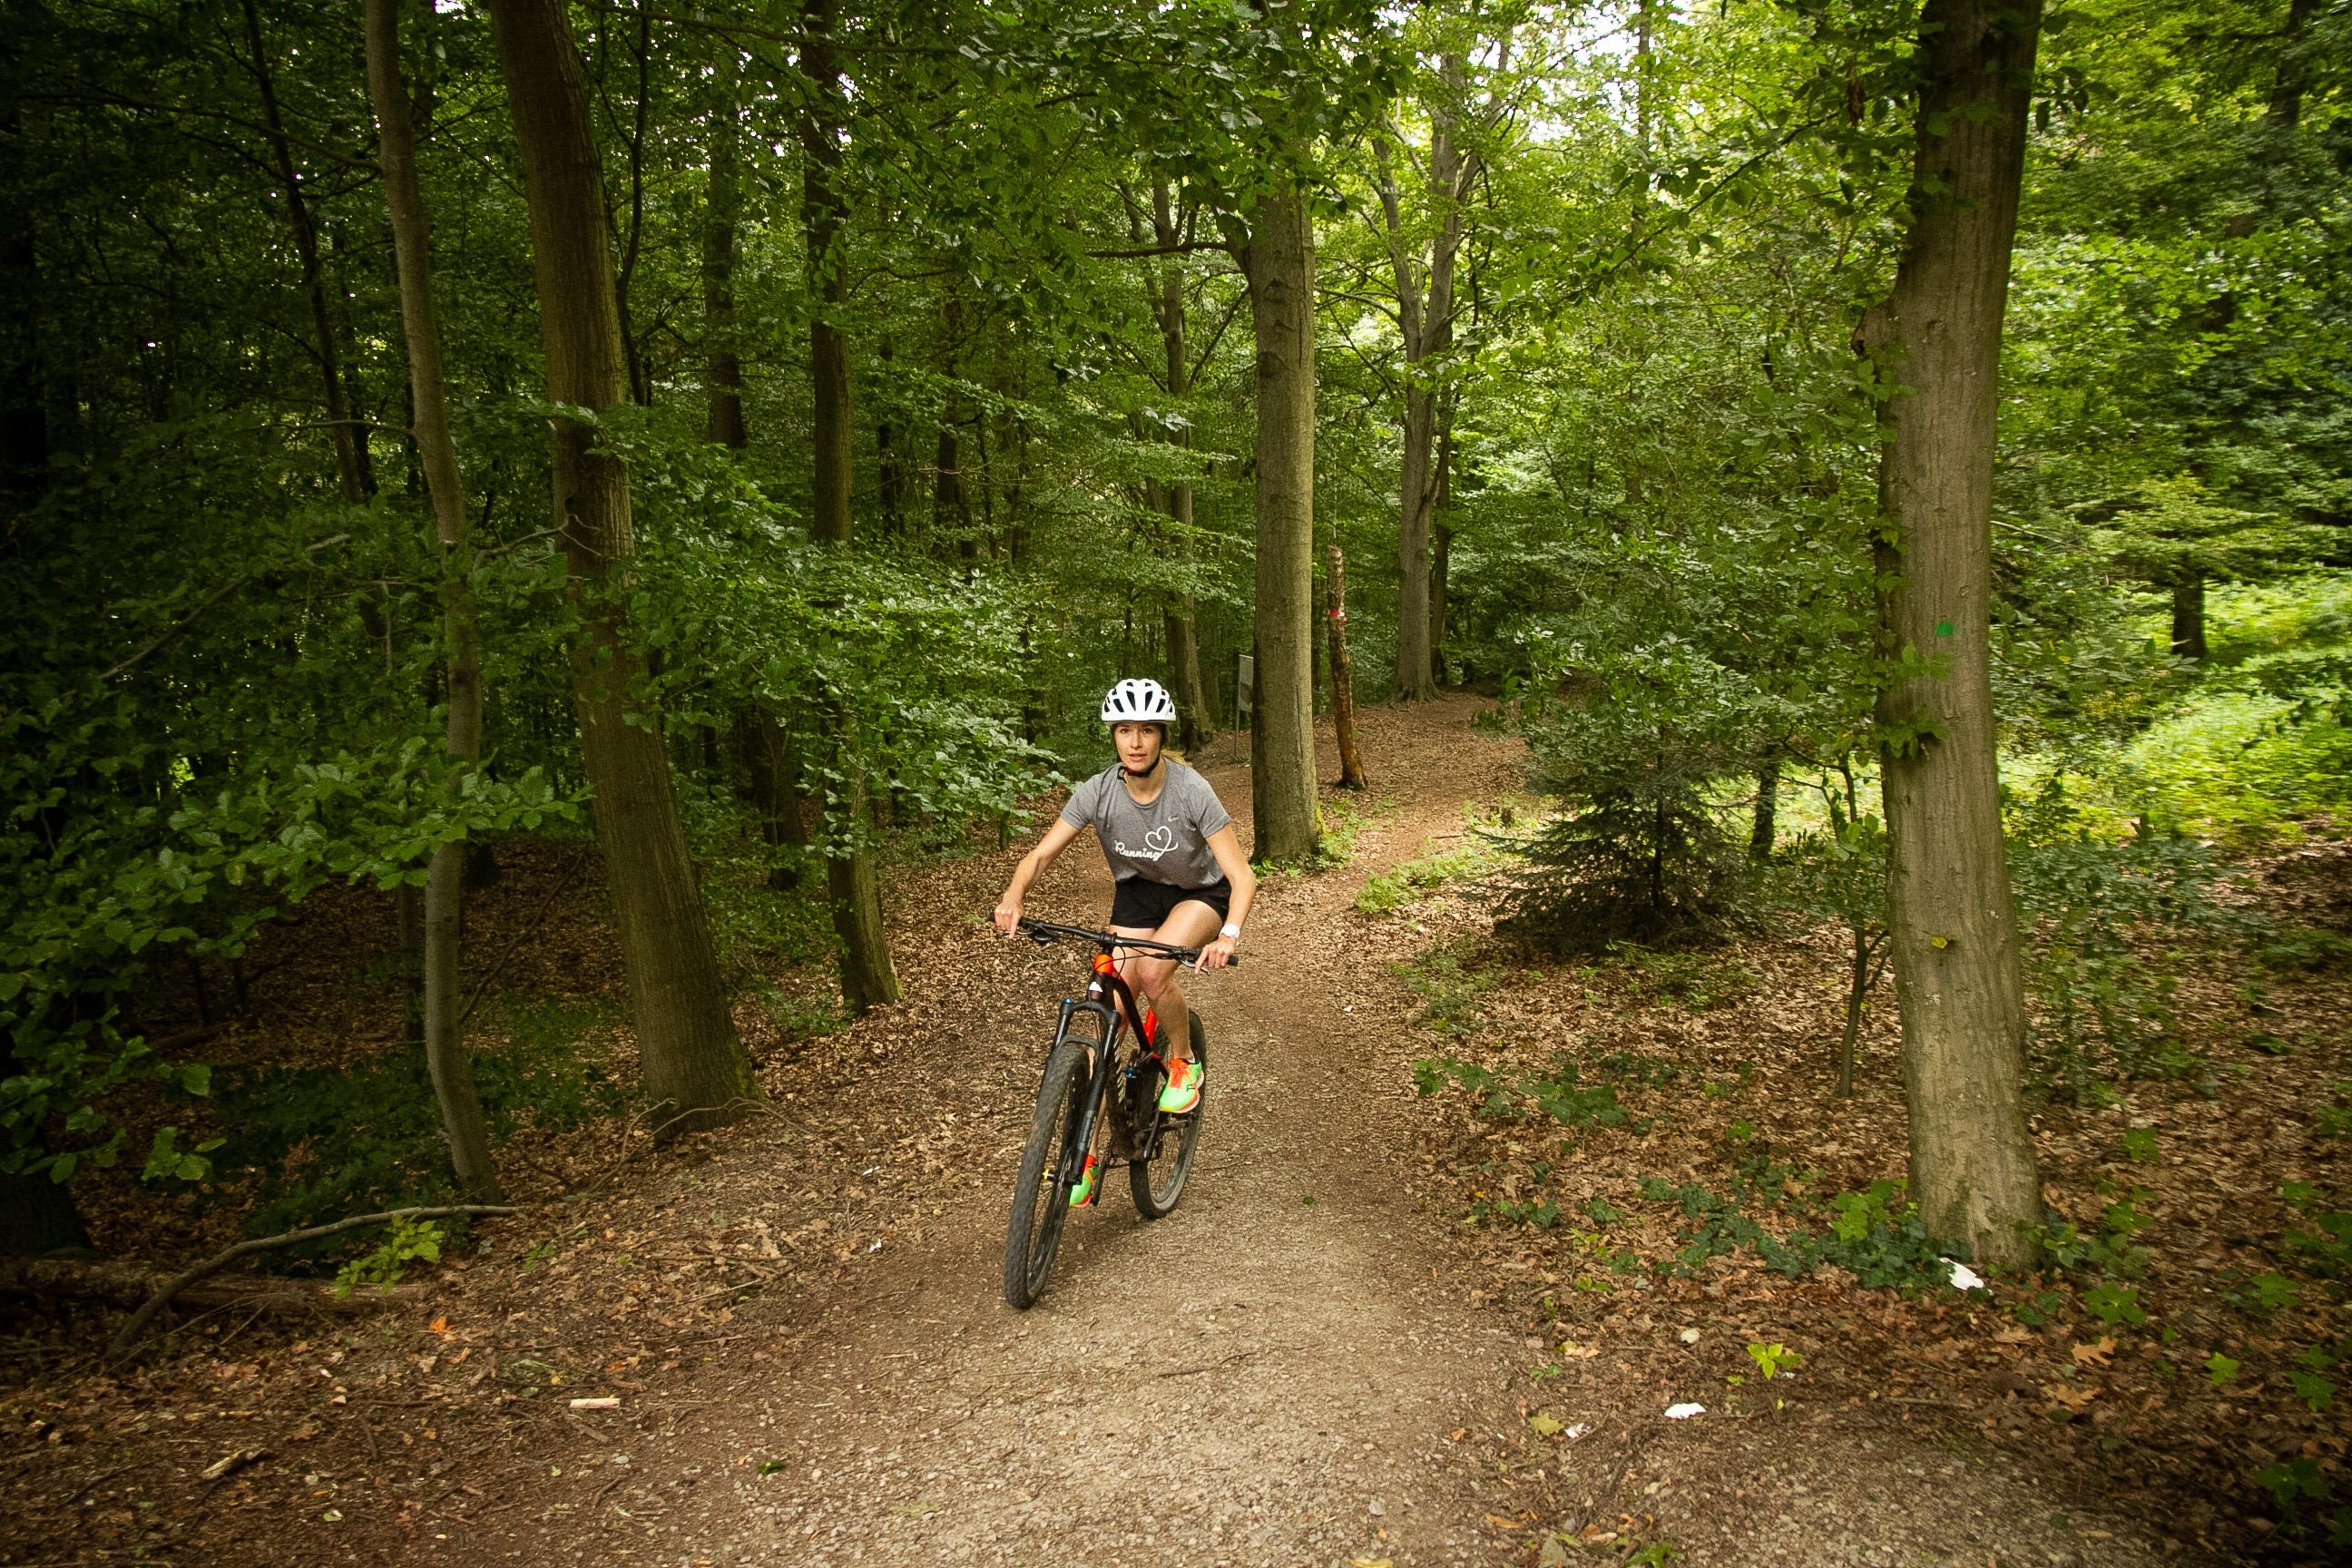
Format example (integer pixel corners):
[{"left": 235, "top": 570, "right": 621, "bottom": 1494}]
[{"left": 1143, "top": 825, "right": 1175, "bottom": 854}]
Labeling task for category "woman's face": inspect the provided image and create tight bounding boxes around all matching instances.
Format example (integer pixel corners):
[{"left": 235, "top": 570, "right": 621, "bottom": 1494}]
[{"left": 1113, "top": 721, "right": 1165, "bottom": 775}]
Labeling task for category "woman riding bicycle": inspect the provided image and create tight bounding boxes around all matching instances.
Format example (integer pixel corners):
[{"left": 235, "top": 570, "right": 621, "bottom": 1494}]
[{"left": 993, "top": 678, "right": 1255, "bottom": 1115}]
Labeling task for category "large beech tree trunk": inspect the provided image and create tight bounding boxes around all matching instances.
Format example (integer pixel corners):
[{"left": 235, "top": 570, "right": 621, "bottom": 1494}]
[
  {"left": 1147, "top": 181, "right": 1216, "bottom": 751},
  {"left": 488, "top": 0, "right": 759, "bottom": 1134},
  {"left": 1237, "top": 179, "right": 1321, "bottom": 864},
  {"left": 1866, "top": 0, "right": 2043, "bottom": 1269},
  {"left": 798, "top": 0, "right": 900, "bottom": 1013},
  {"left": 366, "top": 0, "right": 500, "bottom": 1200}
]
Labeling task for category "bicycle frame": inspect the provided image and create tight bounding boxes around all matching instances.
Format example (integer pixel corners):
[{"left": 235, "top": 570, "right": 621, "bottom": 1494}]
[
  {"left": 1020, "top": 921, "right": 1206, "bottom": 1186},
  {"left": 1050, "top": 952, "right": 1172, "bottom": 1177}
]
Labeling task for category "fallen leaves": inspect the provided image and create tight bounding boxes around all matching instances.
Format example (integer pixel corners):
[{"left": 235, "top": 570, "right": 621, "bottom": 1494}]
[
  {"left": 2043, "top": 1384, "right": 2101, "bottom": 1415},
  {"left": 2071, "top": 1337, "right": 2117, "bottom": 1369}
]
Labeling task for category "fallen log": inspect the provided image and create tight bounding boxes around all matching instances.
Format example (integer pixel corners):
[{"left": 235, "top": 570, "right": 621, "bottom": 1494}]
[
  {"left": 103, "top": 1203, "right": 517, "bottom": 1353},
  {"left": 0, "top": 1256, "right": 426, "bottom": 1317}
]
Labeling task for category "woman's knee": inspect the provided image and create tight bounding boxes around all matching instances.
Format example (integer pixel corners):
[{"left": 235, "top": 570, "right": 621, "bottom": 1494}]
[{"left": 1117, "top": 955, "right": 1163, "bottom": 994}]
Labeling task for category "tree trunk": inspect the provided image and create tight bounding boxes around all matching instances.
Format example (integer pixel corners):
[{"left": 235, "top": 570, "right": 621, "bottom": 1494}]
[
  {"left": 0, "top": 103, "right": 49, "bottom": 507},
  {"left": 1238, "top": 178, "right": 1322, "bottom": 865},
  {"left": 1396, "top": 376, "right": 1439, "bottom": 701},
  {"left": 701, "top": 36, "right": 746, "bottom": 449},
  {"left": 1866, "top": 0, "right": 2044, "bottom": 1269},
  {"left": 1326, "top": 544, "right": 1367, "bottom": 789},
  {"left": 612, "top": 0, "right": 654, "bottom": 407},
  {"left": 1430, "top": 418, "right": 1455, "bottom": 687},
  {"left": 1148, "top": 181, "right": 1216, "bottom": 750},
  {"left": 2170, "top": 573, "right": 2206, "bottom": 661},
  {"left": 1164, "top": 605, "right": 1211, "bottom": 754},
  {"left": 801, "top": 0, "right": 852, "bottom": 546},
  {"left": 1835, "top": 926, "right": 1870, "bottom": 1099},
  {"left": 1380, "top": 60, "right": 1471, "bottom": 701},
  {"left": 2268, "top": 0, "right": 2319, "bottom": 127},
  {"left": 934, "top": 425, "right": 971, "bottom": 547},
  {"left": 1749, "top": 759, "right": 1779, "bottom": 859},
  {"left": 239, "top": 0, "right": 373, "bottom": 503},
  {"left": 823, "top": 710, "right": 898, "bottom": 1014},
  {"left": 488, "top": 0, "right": 759, "bottom": 1137},
  {"left": 794, "top": 0, "right": 899, "bottom": 1013},
  {"left": 738, "top": 704, "right": 808, "bottom": 892}
]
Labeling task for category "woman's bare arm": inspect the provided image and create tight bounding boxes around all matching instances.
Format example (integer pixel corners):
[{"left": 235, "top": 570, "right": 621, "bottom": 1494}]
[
  {"left": 1193, "top": 824, "right": 1256, "bottom": 969},
  {"left": 995, "top": 817, "right": 1084, "bottom": 933}
]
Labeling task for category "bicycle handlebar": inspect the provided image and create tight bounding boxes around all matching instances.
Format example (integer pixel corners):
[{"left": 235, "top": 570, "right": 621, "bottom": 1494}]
[{"left": 1011, "top": 916, "right": 1240, "bottom": 968}]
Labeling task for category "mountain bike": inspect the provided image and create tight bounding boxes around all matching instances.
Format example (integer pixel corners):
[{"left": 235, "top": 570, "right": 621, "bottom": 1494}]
[{"left": 1000, "top": 916, "right": 1232, "bottom": 1309}]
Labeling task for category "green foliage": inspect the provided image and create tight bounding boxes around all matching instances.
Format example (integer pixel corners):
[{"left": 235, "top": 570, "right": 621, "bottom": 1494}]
[
  {"left": 211, "top": 1003, "right": 625, "bottom": 1245},
  {"left": 2252, "top": 1456, "right": 2330, "bottom": 1516},
  {"left": 1, "top": 675, "right": 579, "bottom": 1182},
  {"left": 2082, "top": 1284, "right": 2148, "bottom": 1327},
  {"left": 1356, "top": 841, "right": 1492, "bottom": 916},
  {"left": 140, "top": 1126, "right": 226, "bottom": 1186},
  {"left": 2315, "top": 1083, "right": 2352, "bottom": 1142},
  {"left": 1495, "top": 653, "right": 1763, "bottom": 953},
  {"left": 2039, "top": 1192, "right": 2156, "bottom": 1280},
  {"left": 1634, "top": 1166, "right": 1952, "bottom": 1289},
  {"left": 2008, "top": 809, "right": 2241, "bottom": 1102},
  {"left": 1412, "top": 1054, "right": 1628, "bottom": 1132},
  {"left": 1745, "top": 1341, "right": 1801, "bottom": 1379},
  {"left": 333, "top": 1218, "right": 443, "bottom": 1296},
  {"left": 1395, "top": 943, "right": 1499, "bottom": 1034}
]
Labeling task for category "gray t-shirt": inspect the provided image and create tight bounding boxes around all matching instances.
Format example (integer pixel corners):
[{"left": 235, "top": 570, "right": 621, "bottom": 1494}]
[{"left": 1059, "top": 761, "right": 1232, "bottom": 888}]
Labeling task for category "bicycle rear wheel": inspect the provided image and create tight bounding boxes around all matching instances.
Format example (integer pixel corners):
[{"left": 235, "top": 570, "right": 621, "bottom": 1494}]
[
  {"left": 1129, "top": 1014, "right": 1208, "bottom": 1220},
  {"left": 1004, "top": 1040, "right": 1091, "bottom": 1309}
]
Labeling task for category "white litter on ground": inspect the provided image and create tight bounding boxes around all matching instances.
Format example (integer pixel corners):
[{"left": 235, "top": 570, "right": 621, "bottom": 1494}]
[
  {"left": 1946, "top": 1259, "right": 1986, "bottom": 1291},
  {"left": 1663, "top": 1403, "right": 1706, "bottom": 1419}
]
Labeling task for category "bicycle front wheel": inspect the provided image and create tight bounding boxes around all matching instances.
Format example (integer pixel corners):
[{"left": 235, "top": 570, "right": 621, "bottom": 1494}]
[
  {"left": 1004, "top": 1040, "right": 1091, "bottom": 1309},
  {"left": 1130, "top": 1014, "right": 1208, "bottom": 1220}
]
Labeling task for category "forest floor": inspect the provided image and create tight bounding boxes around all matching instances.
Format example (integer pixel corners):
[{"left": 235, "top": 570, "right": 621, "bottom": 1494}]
[{"left": 5, "top": 695, "right": 2348, "bottom": 1566}]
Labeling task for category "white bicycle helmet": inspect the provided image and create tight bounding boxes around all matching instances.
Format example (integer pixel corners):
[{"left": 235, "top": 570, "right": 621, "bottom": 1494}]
[{"left": 1100, "top": 677, "right": 1177, "bottom": 725}]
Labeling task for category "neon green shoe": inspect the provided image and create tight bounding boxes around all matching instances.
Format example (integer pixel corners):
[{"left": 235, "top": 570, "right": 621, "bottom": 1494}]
[
  {"left": 1157, "top": 1057, "right": 1203, "bottom": 1115},
  {"left": 1068, "top": 1153, "right": 1099, "bottom": 1208}
]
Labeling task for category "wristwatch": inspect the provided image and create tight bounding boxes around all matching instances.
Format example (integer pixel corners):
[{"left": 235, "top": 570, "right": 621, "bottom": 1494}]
[{"left": 1220, "top": 923, "right": 1241, "bottom": 944}]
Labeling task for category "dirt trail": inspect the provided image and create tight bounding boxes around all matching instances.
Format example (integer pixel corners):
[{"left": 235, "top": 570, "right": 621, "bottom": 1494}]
[
  {"left": 544, "top": 700, "right": 1531, "bottom": 1567},
  {"left": 4, "top": 697, "right": 2231, "bottom": 1567}
]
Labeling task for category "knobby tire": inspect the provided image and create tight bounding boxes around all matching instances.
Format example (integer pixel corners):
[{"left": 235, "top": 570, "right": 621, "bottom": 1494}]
[
  {"left": 1130, "top": 1015, "right": 1208, "bottom": 1220},
  {"left": 1003, "top": 1040, "right": 1090, "bottom": 1309}
]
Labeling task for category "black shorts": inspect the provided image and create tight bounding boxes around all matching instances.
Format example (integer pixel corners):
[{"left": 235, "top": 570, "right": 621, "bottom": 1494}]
[{"left": 1109, "top": 877, "right": 1230, "bottom": 932}]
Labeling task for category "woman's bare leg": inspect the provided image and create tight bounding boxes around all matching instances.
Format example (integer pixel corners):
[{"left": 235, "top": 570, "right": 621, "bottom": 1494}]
[{"left": 1112, "top": 899, "right": 1223, "bottom": 1063}]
